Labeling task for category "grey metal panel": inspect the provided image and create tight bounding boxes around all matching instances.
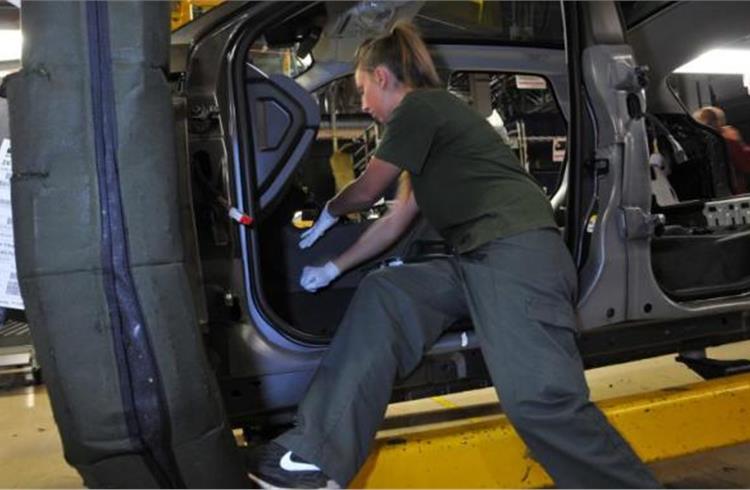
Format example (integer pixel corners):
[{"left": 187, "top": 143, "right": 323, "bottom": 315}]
[
  {"left": 578, "top": 44, "right": 652, "bottom": 328},
  {"left": 578, "top": 45, "right": 750, "bottom": 330},
  {"left": 584, "top": 1, "right": 625, "bottom": 45},
  {"left": 0, "top": 89, "right": 9, "bottom": 142}
]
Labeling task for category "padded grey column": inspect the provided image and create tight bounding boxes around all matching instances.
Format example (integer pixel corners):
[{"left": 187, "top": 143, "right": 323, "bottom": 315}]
[{"left": 6, "top": 2, "right": 249, "bottom": 487}]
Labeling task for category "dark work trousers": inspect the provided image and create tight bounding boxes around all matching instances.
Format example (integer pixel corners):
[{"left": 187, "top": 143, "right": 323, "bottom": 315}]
[{"left": 276, "top": 228, "right": 659, "bottom": 488}]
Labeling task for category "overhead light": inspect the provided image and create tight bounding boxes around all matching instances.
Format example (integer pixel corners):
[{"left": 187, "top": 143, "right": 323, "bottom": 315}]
[
  {"left": 675, "top": 48, "right": 750, "bottom": 95},
  {"left": 0, "top": 30, "right": 22, "bottom": 62},
  {"left": 674, "top": 48, "right": 750, "bottom": 75}
]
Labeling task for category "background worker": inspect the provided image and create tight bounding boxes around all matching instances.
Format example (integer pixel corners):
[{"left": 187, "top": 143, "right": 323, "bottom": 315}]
[
  {"left": 693, "top": 105, "right": 750, "bottom": 194},
  {"left": 248, "top": 22, "right": 660, "bottom": 489}
]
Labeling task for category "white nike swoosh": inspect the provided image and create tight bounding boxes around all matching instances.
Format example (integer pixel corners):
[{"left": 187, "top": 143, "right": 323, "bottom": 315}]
[
  {"left": 248, "top": 472, "right": 341, "bottom": 490},
  {"left": 279, "top": 451, "right": 321, "bottom": 472}
]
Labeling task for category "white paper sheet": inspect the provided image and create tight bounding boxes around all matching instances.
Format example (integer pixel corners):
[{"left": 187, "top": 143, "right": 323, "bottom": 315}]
[{"left": 0, "top": 139, "right": 23, "bottom": 310}]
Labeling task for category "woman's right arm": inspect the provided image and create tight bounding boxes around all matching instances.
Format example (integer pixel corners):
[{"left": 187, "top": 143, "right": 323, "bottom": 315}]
[
  {"left": 298, "top": 156, "right": 403, "bottom": 250},
  {"left": 328, "top": 156, "right": 403, "bottom": 216},
  {"left": 334, "top": 174, "right": 419, "bottom": 272}
]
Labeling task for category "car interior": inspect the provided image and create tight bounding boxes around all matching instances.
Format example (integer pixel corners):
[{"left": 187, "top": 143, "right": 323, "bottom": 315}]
[
  {"left": 217, "top": 2, "right": 571, "bottom": 345},
  {"left": 254, "top": 70, "right": 568, "bottom": 342},
  {"left": 634, "top": 18, "right": 750, "bottom": 302}
]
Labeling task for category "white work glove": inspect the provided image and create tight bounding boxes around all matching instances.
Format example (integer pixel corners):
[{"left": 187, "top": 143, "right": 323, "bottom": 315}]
[
  {"left": 300, "top": 261, "right": 341, "bottom": 292},
  {"left": 299, "top": 204, "right": 339, "bottom": 249}
]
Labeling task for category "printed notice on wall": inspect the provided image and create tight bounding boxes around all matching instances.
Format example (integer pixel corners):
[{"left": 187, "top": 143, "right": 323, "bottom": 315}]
[
  {"left": 0, "top": 139, "right": 23, "bottom": 310},
  {"left": 552, "top": 137, "right": 567, "bottom": 163},
  {"left": 515, "top": 75, "right": 547, "bottom": 90}
]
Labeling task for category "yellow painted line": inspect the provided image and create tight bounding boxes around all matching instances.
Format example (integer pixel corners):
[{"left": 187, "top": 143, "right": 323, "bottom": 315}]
[
  {"left": 430, "top": 395, "right": 459, "bottom": 410},
  {"left": 428, "top": 395, "right": 488, "bottom": 427},
  {"left": 351, "top": 372, "right": 750, "bottom": 488}
]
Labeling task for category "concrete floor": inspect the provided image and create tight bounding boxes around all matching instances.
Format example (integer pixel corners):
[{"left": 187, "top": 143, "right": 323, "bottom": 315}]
[
  {"left": 0, "top": 341, "right": 749, "bottom": 488},
  {"left": 0, "top": 375, "right": 81, "bottom": 488}
]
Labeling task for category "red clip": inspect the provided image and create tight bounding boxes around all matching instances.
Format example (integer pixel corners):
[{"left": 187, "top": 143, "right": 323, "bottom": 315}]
[{"left": 229, "top": 207, "right": 254, "bottom": 227}]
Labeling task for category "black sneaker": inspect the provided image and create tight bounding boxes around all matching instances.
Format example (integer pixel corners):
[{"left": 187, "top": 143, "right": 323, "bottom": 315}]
[{"left": 246, "top": 441, "right": 340, "bottom": 489}]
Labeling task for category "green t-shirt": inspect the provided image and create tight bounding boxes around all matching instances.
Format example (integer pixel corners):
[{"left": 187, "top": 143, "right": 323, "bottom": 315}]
[{"left": 374, "top": 89, "right": 556, "bottom": 253}]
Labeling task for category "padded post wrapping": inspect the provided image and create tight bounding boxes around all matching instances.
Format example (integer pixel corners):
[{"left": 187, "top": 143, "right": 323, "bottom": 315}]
[{"left": 6, "top": 2, "right": 249, "bottom": 487}]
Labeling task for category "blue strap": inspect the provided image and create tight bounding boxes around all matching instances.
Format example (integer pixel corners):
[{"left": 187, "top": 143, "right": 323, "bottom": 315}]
[{"left": 86, "top": 3, "right": 184, "bottom": 487}]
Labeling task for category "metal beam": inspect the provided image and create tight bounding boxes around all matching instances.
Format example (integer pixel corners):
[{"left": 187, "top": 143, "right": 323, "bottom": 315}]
[{"left": 352, "top": 373, "right": 750, "bottom": 488}]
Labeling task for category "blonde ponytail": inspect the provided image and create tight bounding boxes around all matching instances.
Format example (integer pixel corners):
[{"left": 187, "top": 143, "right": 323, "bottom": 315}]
[{"left": 354, "top": 22, "right": 441, "bottom": 89}]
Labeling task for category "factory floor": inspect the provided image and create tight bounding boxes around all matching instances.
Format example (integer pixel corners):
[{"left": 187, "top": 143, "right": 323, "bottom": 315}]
[{"left": 1, "top": 341, "right": 749, "bottom": 488}]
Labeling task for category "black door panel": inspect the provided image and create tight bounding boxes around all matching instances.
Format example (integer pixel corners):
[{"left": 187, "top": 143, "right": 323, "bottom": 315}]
[{"left": 245, "top": 65, "right": 320, "bottom": 208}]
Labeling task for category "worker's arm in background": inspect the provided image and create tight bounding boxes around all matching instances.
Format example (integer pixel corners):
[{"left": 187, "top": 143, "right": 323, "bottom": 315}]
[
  {"left": 299, "top": 157, "right": 402, "bottom": 249},
  {"left": 300, "top": 174, "right": 419, "bottom": 292},
  {"left": 723, "top": 126, "right": 750, "bottom": 172}
]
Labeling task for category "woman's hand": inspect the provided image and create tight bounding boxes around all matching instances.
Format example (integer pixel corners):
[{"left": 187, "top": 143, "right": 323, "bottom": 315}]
[
  {"left": 300, "top": 261, "right": 341, "bottom": 292},
  {"left": 299, "top": 204, "right": 339, "bottom": 249}
]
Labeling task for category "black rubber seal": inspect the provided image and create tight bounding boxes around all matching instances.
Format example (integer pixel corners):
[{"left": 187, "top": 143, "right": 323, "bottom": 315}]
[{"left": 85, "top": 3, "right": 185, "bottom": 487}]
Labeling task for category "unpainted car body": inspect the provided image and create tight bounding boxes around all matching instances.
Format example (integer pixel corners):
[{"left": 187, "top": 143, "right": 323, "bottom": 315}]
[{"left": 171, "top": 1, "right": 750, "bottom": 429}]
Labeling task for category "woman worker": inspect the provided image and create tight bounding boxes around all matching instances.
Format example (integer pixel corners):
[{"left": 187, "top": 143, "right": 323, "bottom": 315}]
[{"left": 248, "top": 22, "right": 659, "bottom": 489}]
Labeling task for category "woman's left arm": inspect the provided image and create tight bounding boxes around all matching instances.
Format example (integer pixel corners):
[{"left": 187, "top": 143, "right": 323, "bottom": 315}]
[{"left": 299, "top": 174, "right": 419, "bottom": 292}]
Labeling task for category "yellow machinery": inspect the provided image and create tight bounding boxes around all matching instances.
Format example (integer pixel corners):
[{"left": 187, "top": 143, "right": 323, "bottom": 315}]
[
  {"left": 350, "top": 372, "right": 750, "bottom": 487},
  {"left": 171, "top": 0, "right": 224, "bottom": 31}
]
